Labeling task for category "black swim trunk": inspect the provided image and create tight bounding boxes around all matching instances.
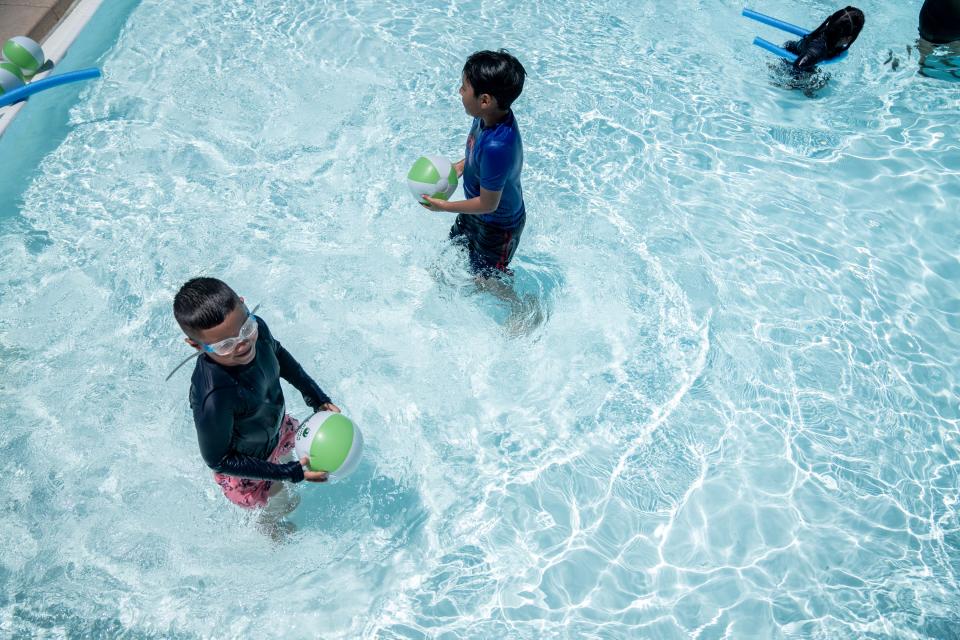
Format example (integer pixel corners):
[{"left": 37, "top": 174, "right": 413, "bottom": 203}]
[{"left": 449, "top": 213, "right": 525, "bottom": 276}]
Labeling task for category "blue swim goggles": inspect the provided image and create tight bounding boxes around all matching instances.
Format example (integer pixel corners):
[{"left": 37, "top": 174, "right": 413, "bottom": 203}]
[
  {"left": 165, "top": 303, "right": 261, "bottom": 381},
  {"left": 199, "top": 305, "right": 259, "bottom": 355}
]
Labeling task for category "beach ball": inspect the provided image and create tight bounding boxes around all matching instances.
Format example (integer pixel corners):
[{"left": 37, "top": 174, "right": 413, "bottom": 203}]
[
  {"left": 0, "top": 61, "right": 25, "bottom": 96},
  {"left": 294, "top": 411, "right": 364, "bottom": 481},
  {"left": 407, "top": 155, "right": 457, "bottom": 204},
  {"left": 2, "top": 36, "right": 45, "bottom": 77}
]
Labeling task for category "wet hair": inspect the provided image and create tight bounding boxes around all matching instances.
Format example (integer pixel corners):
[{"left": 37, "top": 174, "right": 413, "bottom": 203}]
[
  {"left": 818, "top": 6, "right": 864, "bottom": 52},
  {"left": 462, "top": 49, "right": 526, "bottom": 110},
  {"left": 173, "top": 277, "right": 241, "bottom": 336},
  {"left": 789, "top": 6, "right": 864, "bottom": 71}
]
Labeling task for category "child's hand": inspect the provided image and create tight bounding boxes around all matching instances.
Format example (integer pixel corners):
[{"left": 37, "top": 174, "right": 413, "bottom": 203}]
[
  {"left": 320, "top": 402, "right": 341, "bottom": 413},
  {"left": 420, "top": 195, "right": 449, "bottom": 212},
  {"left": 300, "top": 455, "right": 329, "bottom": 483},
  {"left": 454, "top": 159, "right": 465, "bottom": 177}
]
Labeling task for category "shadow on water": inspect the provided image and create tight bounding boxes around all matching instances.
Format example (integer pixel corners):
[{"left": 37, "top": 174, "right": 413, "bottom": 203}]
[
  {"left": 917, "top": 39, "right": 960, "bottom": 81},
  {"left": 880, "top": 40, "right": 960, "bottom": 82},
  {"left": 767, "top": 59, "right": 834, "bottom": 98},
  {"left": 500, "top": 252, "right": 565, "bottom": 337},
  {"left": 511, "top": 252, "right": 565, "bottom": 302},
  {"left": 287, "top": 459, "right": 428, "bottom": 545},
  {"left": 431, "top": 244, "right": 565, "bottom": 337}
]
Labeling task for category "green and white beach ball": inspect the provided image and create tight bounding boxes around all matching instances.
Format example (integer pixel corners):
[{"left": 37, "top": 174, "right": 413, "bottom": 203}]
[
  {"left": 0, "top": 61, "right": 25, "bottom": 96},
  {"left": 407, "top": 155, "right": 457, "bottom": 204},
  {"left": 295, "top": 411, "right": 364, "bottom": 481},
  {"left": 2, "top": 36, "right": 45, "bottom": 78}
]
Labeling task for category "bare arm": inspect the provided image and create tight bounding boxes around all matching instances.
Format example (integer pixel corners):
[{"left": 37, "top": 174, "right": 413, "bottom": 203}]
[{"left": 422, "top": 186, "right": 501, "bottom": 215}]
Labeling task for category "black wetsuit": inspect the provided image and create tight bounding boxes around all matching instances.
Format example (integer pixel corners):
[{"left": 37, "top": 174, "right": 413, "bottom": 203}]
[
  {"left": 188, "top": 316, "right": 331, "bottom": 483},
  {"left": 785, "top": 6, "right": 865, "bottom": 71},
  {"left": 920, "top": 0, "right": 960, "bottom": 44}
]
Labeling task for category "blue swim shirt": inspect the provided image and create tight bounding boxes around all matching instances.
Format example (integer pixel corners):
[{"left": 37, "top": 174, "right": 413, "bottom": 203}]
[{"left": 462, "top": 111, "right": 525, "bottom": 228}]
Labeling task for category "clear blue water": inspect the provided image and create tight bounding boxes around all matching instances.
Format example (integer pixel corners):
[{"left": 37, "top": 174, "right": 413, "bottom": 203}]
[{"left": 1, "top": 1, "right": 959, "bottom": 638}]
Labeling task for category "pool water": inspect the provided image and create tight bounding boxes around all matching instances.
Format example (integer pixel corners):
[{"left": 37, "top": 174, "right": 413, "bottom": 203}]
[{"left": 1, "top": 0, "right": 958, "bottom": 638}]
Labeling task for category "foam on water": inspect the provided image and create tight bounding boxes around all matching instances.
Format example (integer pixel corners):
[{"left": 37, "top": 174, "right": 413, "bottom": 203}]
[{"left": 1, "top": 0, "right": 958, "bottom": 638}]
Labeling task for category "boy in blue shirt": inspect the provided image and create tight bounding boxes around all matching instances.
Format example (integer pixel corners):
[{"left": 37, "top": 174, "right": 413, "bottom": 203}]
[{"left": 422, "top": 50, "right": 527, "bottom": 277}]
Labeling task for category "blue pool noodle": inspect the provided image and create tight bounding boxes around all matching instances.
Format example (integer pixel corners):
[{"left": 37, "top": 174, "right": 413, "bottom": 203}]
[
  {"left": 0, "top": 68, "right": 102, "bottom": 108},
  {"left": 743, "top": 9, "right": 849, "bottom": 65},
  {"left": 752, "top": 36, "right": 848, "bottom": 65},
  {"left": 742, "top": 8, "right": 809, "bottom": 36},
  {"left": 753, "top": 36, "right": 799, "bottom": 62}
]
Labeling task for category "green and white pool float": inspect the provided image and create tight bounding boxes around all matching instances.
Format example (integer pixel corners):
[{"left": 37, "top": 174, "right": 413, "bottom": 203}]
[
  {"left": 294, "top": 411, "right": 364, "bottom": 481},
  {"left": 3, "top": 36, "right": 45, "bottom": 78},
  {"left": 407, "top": 155, "right": 457, "bottom": 204},
  {"left": 0, "top": 61, "right": 25, "bottom": 96}
]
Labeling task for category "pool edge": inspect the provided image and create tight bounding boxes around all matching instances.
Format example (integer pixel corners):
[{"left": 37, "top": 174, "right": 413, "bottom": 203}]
[{"left": 0, "top": 0, "right": 104, "bottom": 139}]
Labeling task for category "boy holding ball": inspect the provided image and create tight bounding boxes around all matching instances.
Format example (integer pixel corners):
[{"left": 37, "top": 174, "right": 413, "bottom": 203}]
[
  {"left": 421, "top": 49, "right": 527, "bottom": 278},
  {"left": 172, "top": 277, "right": 338, "bottom": 525}
]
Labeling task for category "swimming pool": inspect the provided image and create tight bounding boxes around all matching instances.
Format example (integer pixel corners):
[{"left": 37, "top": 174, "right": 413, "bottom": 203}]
[{"left": 1, "top": 0, "right": 958, "bottom": 637}]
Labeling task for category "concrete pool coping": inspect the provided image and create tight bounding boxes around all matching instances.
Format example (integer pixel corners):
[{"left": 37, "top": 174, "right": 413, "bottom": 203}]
[{"left": 0, "top": 0, "right": 103, "bottom": 138}]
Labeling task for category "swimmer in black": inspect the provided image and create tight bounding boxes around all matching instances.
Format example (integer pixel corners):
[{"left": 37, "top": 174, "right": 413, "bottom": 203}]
[
  {"left": 784, "top": 6, "right": 865, "bottom": 72},
  {"left": 913, "top": 0, "right": 960, "bottom": 80},
  {"left": 173, "top": 277, "right": 337, "bottom": 522},
  {"left": 919, "top": 0, "right": 960, "bottom": 44}
]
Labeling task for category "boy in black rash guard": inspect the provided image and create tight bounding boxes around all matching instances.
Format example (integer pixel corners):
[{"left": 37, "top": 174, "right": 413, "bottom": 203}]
[{"left": 173, "top": 277, "right": 337, "bottom": 521}]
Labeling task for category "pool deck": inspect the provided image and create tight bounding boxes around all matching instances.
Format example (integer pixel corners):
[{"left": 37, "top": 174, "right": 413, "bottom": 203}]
[
  {"left": 0, "top": 1, "right": 79, "bottom": 46},
  {"left": 0, "top": 0, "right": 99, "bottom": 138}
]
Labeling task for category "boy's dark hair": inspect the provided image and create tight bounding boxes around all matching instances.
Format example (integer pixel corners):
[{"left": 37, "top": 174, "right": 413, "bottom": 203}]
[
  {"left": 463, "top": 49, "right": 526, "bottom": 110},
  {"left": 173, "top": 277, "right": 241, "bottom": 336}
]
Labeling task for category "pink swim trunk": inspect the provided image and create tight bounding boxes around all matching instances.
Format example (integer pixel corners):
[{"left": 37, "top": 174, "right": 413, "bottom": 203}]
[{"left": 213, "top": 414, "right": 299, "bottom": 509}]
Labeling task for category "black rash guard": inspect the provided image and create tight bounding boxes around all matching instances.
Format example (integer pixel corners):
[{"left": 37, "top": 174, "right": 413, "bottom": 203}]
[
  {"left": 188, "top": 316, "right": 331, "bottom": 483},
  {"left": 785, "top": 6, "right": 865, "bottom": 71},
  {"left": 919, "top": 0, "right": 960, "bottom": 44}
]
